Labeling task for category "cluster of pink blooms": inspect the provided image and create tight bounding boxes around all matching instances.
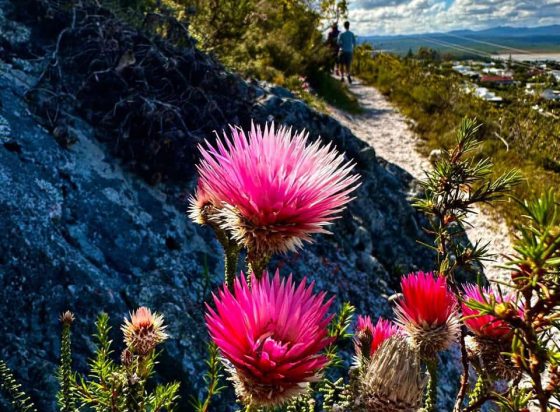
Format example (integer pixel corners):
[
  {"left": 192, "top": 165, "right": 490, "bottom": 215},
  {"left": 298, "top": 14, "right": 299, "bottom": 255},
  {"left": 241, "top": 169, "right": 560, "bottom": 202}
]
[
  {"left": 188, "top": 122, "right": 520, "bottom": 408},
  {"left": 462, "top": 284, "right": 518, "bottom": 379}
]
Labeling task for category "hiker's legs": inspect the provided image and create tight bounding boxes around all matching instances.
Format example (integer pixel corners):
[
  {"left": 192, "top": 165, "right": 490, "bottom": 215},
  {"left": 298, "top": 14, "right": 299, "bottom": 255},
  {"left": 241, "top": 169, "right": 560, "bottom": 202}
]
[
  {"left": 345, "top": 53, "right": 353, "bottom": 83},
  {"left": 334, "top": 56, "right": 340, "bottom": 76},
  {"left": 340, "top": 52, "right": 350, "bottom": 79}
]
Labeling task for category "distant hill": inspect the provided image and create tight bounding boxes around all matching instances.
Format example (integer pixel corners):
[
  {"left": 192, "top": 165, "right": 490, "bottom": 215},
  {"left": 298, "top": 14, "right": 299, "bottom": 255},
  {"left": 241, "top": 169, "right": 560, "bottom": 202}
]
[{"left": 360, "top": 25, "right": 560, "bottom": 57}]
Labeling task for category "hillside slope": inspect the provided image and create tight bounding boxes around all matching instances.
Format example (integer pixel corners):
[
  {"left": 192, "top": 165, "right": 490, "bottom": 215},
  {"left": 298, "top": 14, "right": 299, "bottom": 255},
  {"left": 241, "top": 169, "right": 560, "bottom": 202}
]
[{"left": 0, "top": 1, "right": 449, "bottom": 410}]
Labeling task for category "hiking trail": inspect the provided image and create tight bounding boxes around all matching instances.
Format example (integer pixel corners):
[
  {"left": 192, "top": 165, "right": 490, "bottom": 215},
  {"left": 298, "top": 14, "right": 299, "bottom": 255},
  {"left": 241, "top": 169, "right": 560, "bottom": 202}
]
[{"left": 328, "top": 80, "right": 513, "bottom": 284}]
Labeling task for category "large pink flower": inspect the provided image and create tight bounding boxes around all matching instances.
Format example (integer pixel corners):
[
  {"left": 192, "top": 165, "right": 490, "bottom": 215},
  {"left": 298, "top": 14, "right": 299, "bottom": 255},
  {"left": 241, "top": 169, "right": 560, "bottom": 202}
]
[
  {"left": 394, "top": 271, "right": 460, "bottom": 356},
  {"left": 205, "top": 270, "right": 334, "bottom": 406},
  {"left": 355, "top": 315, "right": 399, "bottom": 361},
  {"left": 190, "top": 123, "right": 359, "bottom": 255},
  {"left": 462, "top": 284, "right": 514, "bottom": 340}
]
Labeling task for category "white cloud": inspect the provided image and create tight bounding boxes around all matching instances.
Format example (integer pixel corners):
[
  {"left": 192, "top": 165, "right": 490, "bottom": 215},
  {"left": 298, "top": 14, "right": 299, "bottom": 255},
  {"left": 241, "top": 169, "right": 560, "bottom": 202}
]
[{"left": 348, "top": 0, "right": 560, "bottom": 35}]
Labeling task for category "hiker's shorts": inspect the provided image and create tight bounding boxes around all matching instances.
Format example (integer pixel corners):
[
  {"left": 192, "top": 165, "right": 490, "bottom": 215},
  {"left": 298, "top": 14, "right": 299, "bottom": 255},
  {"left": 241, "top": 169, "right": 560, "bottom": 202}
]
[{"left": 340, "top": 51, "right": 353, "bottom": 66}]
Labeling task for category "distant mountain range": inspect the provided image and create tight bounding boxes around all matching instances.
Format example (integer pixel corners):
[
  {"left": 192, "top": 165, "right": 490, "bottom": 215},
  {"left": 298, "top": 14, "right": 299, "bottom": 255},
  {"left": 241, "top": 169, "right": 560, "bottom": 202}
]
[{"left": 359, "top": 25, "right": 560, "bottom": 57}]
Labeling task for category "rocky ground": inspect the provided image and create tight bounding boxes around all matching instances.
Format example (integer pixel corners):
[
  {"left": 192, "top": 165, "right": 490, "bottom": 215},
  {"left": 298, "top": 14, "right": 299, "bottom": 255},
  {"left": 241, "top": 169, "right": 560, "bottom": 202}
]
[
  {"left": 328, "top": 80, "right": 515, "bottom": 285},
  {"left": 0, "top": 2, "right": 465, "bottom": 410}
]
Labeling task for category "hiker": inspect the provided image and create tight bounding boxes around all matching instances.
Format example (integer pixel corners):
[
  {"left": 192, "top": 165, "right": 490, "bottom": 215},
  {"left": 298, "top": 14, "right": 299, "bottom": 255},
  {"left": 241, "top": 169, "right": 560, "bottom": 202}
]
[
  {"left": 326, "top": 22, "right": 341, "bottom": 75},
  {"left": 338, "top": 21, "right": 356, "bottom": 83}
]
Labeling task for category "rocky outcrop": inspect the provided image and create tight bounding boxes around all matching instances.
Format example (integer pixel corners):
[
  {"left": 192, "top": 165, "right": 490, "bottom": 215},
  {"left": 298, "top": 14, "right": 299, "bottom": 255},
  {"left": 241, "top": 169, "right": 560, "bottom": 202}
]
[{"left": 0, "top": 1, "right": 456, "bottom": 410}]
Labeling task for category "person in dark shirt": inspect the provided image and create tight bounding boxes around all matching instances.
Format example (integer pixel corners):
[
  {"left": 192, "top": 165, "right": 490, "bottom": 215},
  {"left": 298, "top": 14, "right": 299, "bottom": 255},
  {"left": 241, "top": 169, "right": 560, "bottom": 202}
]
[{"left": 326, "top": 22, "right": 341, "bottom": 75}]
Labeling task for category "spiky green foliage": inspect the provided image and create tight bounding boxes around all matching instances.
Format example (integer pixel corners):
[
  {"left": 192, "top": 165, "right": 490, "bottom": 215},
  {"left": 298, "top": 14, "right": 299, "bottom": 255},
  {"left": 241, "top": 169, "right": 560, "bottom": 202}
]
[
  {"left": 74, "top": 313, "right": 121, "bottom": 411},
  {"left": 320, "top": 377, "right": 351, "bottom": 411},
  {"left": 325, "top": 302, "right": 355, "bottom": 367},
  {"left": 414, "top": 118, "right": 521, "bottom": 279},
  {"left": 190, "top": 343, "right": 225, "bottom": 412},
  {"left": 147, "top": 382, "right": 180, "bottom": 412},
  {"left": 505, "top": 191, "right": 560, "bottom": 410},
  {"left": 414, "top": 118, "right": 521, "bottom": 411},
  {"left": 0, "top": 359, "right": 36, "bottom": 412},
  {"left": 466, "top": 374, "right": 487, "bottom": 411},
  {"left": 284, "top": 392, "right": 316, "bottom": 412}
]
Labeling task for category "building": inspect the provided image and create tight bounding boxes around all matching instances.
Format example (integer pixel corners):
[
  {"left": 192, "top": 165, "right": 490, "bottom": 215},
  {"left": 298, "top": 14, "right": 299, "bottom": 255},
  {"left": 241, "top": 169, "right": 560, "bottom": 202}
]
[
  {"left": 474, "top": 87, "right": 503, "bottom": 102},
  {"left": 482, "top": 67, "right": 510, "bottom": 76},
  {"left": 464, "top": 83, "right": 503, "bottom": 102},
  {"left": 480, "top": 75, "right": 514, "bottom": 86},
  {"left": 452, "top": 65, "right": 479, "bottom": 78}
]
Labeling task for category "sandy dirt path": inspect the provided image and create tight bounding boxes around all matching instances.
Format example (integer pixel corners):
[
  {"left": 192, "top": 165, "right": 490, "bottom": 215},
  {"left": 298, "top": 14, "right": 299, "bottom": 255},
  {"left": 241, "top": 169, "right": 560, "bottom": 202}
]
[{"left": 328, "top": 80, "right": 513, "bottom": 283}]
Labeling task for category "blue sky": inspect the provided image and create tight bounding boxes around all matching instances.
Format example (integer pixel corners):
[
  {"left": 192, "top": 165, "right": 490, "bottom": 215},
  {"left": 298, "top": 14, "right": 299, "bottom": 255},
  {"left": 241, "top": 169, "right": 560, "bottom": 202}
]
[{"left": 348, "top": 0, "right": 560, "bottom": 35}]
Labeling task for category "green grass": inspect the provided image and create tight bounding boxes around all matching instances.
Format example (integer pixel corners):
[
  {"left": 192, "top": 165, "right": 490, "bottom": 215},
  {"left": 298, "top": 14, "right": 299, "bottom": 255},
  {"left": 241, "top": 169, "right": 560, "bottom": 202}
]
[{"left": 309, "top": 71, "right": 363, "bottom": 115}]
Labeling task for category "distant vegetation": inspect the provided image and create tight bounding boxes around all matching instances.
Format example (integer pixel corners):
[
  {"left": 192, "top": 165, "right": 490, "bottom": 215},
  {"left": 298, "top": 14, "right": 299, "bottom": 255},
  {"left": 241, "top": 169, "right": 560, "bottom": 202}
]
[
  {"left": 101, "top": 0, "right": 359, "bottom": 112},
  {"left": 353, "top": 45, "right": 560, "bottom": 223}
]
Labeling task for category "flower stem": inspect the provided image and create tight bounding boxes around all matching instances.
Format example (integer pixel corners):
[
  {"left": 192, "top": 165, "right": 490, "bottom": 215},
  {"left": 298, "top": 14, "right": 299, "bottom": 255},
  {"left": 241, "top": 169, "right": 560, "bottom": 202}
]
[
  {"left": 246, "top": 250, "right": 270, "bottom": 280},
  {"left": 224, "top": 245, "right": 240, "bottom": 289},
  {"left": 212, "top": 224, "right": 240, "bottom": 288},
  {"left": 58, "top": 320, "right": 75, "bottom": 412},
  {"left": 424, "top": 357, "right": 438, "bottom": 412}
]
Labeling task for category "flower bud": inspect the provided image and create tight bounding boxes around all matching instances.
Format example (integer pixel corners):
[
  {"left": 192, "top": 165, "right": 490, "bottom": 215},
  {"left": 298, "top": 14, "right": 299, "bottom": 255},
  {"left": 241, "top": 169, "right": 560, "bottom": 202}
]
[
  {"left": 120, "top": 349, "right": 134, "bottom": 367},
  {"left": 354, "top": 336, "right": 425, "bottom": 411},
  {"left": 465, "top": 335, "right": 518, "bottom": 380},
  {"left": 59, "top": 311, "right": 75, "bottom": 326},
  {"left": 122, "top": 307, "right": 168, "bottom": 356}
]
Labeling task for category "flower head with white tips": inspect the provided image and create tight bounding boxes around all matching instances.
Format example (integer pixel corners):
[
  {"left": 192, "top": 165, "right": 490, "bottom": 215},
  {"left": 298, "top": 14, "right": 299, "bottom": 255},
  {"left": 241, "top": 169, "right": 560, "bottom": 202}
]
[
  {"left": 205, "top": 270, "right": 334, "bottom": 407},
  {"left": 189, "top": 122, "right": 360, "bottom": 257}
]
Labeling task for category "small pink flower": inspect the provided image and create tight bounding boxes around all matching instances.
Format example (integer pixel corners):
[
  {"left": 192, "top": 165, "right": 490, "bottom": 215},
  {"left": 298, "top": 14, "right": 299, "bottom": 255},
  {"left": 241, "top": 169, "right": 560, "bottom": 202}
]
[
  {"left": 122, "top": 307, "right": 168, "bottom": 355},
  {"left": 394, "top": 271, "right": 460, "bottom": 356},
  {"left": 355, "top": 315, "right": 399, "bottom": 360},
  {"left": 205, "top": 270, "right": 334, "bottom": 407},
  {"left": 190, "top": 123, "right": 359, "bottom": 256},
  {"left": 462, "top": 284, "right": 514, "bottom": 339}
]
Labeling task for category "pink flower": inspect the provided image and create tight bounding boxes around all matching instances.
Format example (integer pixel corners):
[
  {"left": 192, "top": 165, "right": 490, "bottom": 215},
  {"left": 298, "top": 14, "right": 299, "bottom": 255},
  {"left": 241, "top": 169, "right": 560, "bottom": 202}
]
[
  {"left": 205, "top": 270, "right": 334, "bottom": 407},
  {"left": 394, "top": 271, "right": 460, "bottom": 356},
  {"left": 462, "top": 284, "right": 514, "bottom": 339},
  {"left": 355, "top": 315, "right": 399, "bottom": 360},
  {"left": 190, "top": 123, "right": 359, "bottom": 256}
]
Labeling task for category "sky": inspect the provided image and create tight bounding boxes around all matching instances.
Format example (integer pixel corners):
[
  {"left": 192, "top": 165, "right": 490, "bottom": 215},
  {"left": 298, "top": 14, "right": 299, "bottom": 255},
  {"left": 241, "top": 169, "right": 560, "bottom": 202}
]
[{"left": 348, "top": 0, "right": 560, "bottom": 36}]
